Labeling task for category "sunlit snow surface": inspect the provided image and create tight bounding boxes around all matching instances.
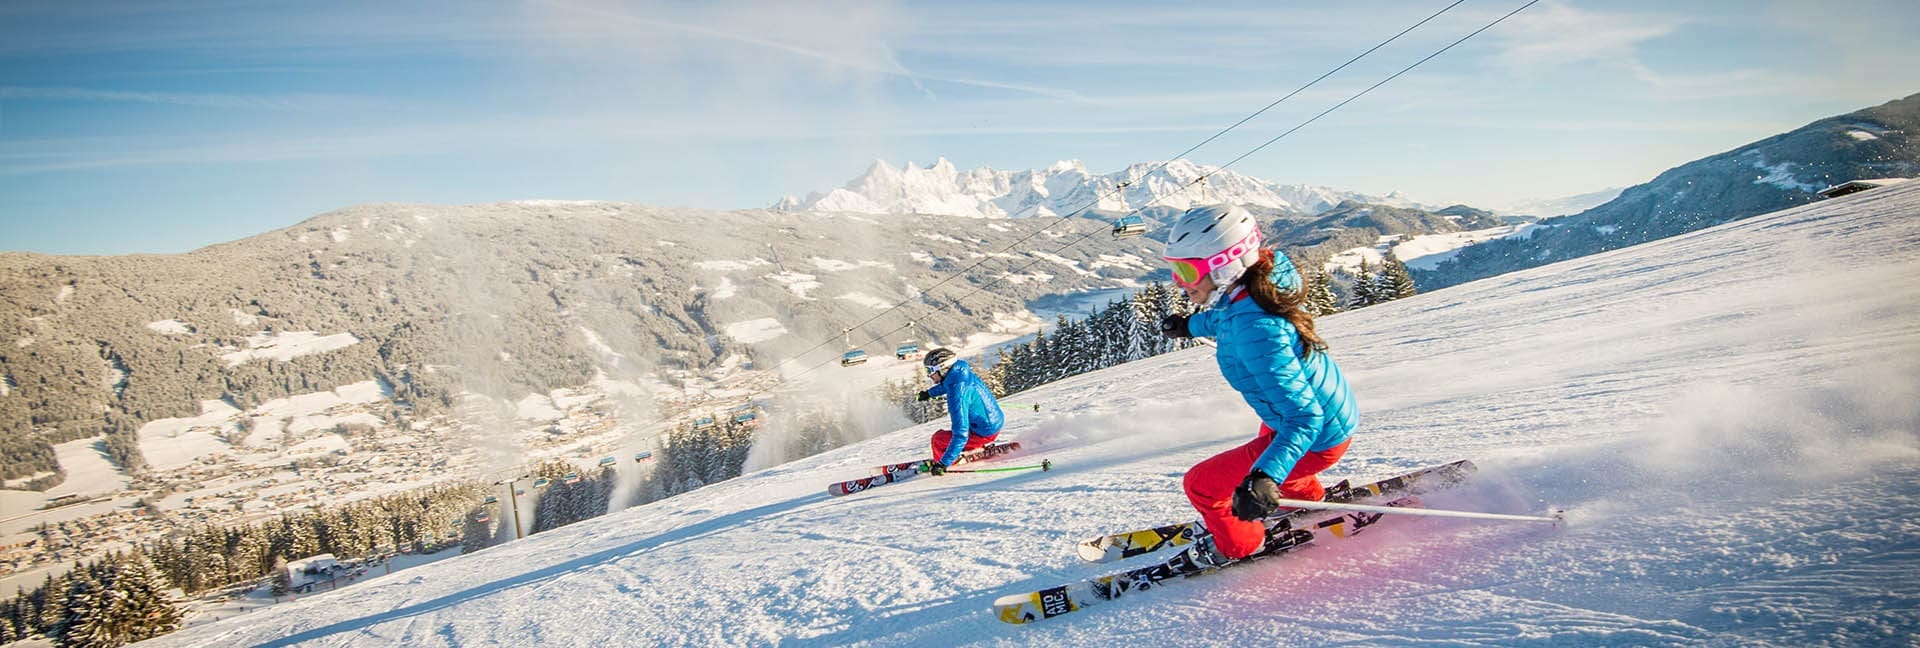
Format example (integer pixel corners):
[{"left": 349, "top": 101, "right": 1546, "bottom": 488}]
[{"left": 154, "top": 186, "right": 1920, "bottom": 647}]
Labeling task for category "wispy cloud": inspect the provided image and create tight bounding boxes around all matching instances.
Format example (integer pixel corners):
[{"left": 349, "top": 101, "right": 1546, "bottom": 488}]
[
  {"left": 525, "top": 0, "right": 1093, "bottom": 102},
  {"left": 0, "top": 109, "right": 1225, "bottom": 176},
  {"left": 541, "top": 0, "right": 922, "bottom": 85},
  {"left": 1622, "top": 66, "right": 1785, "bottom": 101},
  {"left": 1487, "top": 0, "right": 1681, "bottom": 70},
  {"left": 0, "top": 85, "right": 393, "bottom": 112},
  {"left": 1481, "top": 1, "right": 1797, "bottom": 101},
  {"left": 902, "top": 4, "right": 1394, "bottom": 72}
]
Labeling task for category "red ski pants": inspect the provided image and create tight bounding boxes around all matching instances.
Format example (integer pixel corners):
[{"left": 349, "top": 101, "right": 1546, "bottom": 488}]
[
  {"left": 1183, "top": 425, "right": 1349, "bottom": 559},
  {"left": 929, "top": 429, "right": 997, "bottom": 464}
]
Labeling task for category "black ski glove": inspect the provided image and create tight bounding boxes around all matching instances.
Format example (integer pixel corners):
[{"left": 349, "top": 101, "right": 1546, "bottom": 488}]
[
  {"left": 1160, "top": 314, "right": 1192, "bottom": 339},
  {"left": 926, "top": 462, "right": 947, "bottom": 476},
  {"left": 916, "top": 390, "right": 932, "bottom": 402},
  {"left": 1231, "top": 472, "right": 1283, "bottom": 521}
]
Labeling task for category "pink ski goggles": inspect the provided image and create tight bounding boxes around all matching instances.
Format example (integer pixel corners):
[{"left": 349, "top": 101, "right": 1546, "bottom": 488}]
[{"left": 1164, "top": 227, "right": 1261, "bottom": 288}]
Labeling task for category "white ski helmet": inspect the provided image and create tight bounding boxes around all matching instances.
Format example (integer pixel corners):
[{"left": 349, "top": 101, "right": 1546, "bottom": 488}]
[
  {"left": 923, "top": 347, "right": 958, "bottom": 376},
  {"left": 1163, "top": 204, "right": 1263, "bottom": 290}
]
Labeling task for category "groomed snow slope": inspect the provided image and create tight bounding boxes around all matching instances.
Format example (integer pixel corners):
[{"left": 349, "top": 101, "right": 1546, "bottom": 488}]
[{"left": 152, "top": 185, "right": 1920, "bottom": 647}]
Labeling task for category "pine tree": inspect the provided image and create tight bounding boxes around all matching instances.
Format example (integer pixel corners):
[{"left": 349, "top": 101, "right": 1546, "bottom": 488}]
[
  {"left": 1346, "top": 260, "right": 1377, "bottom": 310},
  {"left": 54, "top": 574, "right": 99, "bottom": 647},
  {"left": 1051, "top": 315, "right": 1086, "bottom": 379},
  {"left": 1377, "top": 253, "right": 1418, "bottom": 301},
  {"left": 1306, "top": 271, "right": 1341, "bottom": 315},
  {"left": 37, "top": 573, "right": 66, "bottom": 636},
  {"left": 1124, "top": 290, "right": 1159, "bottom": 361},
  {"left": 1099, "top": 303, "right": 1123, "bottom": 367},
  {"left": 113, "top": 552, "right": 181, "bottom": 644}
]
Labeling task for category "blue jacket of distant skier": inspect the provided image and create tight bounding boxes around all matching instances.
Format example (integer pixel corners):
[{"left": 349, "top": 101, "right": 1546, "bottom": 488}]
[
  {"left": 925, "top": 359, "right": 1005, "bottom": 466},
  {"left": 1185, "top": 255, "right": 1356, "bottom": 480}
]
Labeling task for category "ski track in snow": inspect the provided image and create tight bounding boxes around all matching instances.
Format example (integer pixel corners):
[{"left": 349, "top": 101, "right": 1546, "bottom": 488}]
[{"left": 151, "top": 185, "right": 1920, "bottom": 646}]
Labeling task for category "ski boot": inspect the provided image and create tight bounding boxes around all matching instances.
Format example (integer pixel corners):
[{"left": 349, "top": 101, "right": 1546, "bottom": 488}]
[
  {"left": 1322, "top": 478, "right": 1354, "bottom": 503},
  {"left": 1173, "top": 533, "right": 1236, "bottom": 571}
]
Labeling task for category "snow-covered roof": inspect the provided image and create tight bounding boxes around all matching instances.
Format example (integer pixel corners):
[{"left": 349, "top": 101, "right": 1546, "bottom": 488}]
[
  {"left": 286, "top": 553, "right": 339, "bottom": 572},
  {"left": 1817, "top": 177, "right": 1913, "bottom": 197}
]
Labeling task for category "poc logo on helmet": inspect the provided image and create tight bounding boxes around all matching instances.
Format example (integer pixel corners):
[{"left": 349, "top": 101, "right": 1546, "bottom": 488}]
[{"left": 1207, "top": 235, "right": 1257, "bottom": 272}]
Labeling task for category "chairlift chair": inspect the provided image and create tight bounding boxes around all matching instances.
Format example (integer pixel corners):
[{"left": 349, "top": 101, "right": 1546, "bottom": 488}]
[{"left": 894, "top": 342, "right": 921, "bottom": 360}]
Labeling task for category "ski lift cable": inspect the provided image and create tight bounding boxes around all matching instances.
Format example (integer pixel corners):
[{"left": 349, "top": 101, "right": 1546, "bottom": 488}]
[
  {"left": 777, "top": 4, "right": 1467, "bottom": 369},
  {"left": 788, "top": 0, "right": 1516, "bottom": 378},
  {"left": 789, "top": 1, "right": 1529, "bottom": 378},
  {"left": 1149, "top": 0, "right": 1469, "bottom": 176},
  {"left": 1019, "top": 0, "right": 1543, "bottom": 267},
  {"left": 1197, "top": 0, "right": 1542, "bottom": 185},
  {"left": 1066, "top": 0, "right": 1543, "bottom": 240},
  {"left": 1029, "top": 0, "right": 1543, "bottom": 263}
]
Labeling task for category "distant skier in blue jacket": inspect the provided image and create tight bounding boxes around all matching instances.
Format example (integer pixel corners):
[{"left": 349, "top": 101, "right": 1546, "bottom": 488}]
[
  {"left": 914, "top": 348, "right": 1006, "bottom": 474},
  {"left": 1157, "top": 204, "right": 1358, "bottom": 566}
]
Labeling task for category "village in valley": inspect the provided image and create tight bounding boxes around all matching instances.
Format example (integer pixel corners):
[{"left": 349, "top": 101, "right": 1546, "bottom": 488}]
[{"left": 0, "top": 336, "right": 790, "bottom": 623}]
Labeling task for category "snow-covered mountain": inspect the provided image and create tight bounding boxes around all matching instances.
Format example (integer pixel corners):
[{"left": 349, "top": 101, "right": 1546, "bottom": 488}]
[
  {"left": 1423, "top": 92, "right": 1920, "bottom": 291},
  {"left": 773, "top": 158, "right": 1425, "bottom": 218},
  {"left": 1497, "top": 186, "right": 1623, "bottom": 217},
  {"left": 147, "top": 183, "right": 1920, "bottom": 645}
]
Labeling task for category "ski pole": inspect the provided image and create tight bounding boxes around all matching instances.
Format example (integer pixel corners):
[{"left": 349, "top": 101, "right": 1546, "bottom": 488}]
[
  {"left": 1271, "top": 497, "right": 1563, "bottom": 525},
  {"left": 939, "top": 459, "right": 1052, "bottom": 474},
  {"left": 999, "top": 402, "right": 1043, "bottom": 412}
]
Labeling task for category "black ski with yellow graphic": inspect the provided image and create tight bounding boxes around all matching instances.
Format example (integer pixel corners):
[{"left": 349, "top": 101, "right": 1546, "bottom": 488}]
[
  {"left": 1075, "top": 459, "right": 1475, "bottom": 563},
  {"left": 994, "top": 494, "right": 1425, "bottom": 625}
]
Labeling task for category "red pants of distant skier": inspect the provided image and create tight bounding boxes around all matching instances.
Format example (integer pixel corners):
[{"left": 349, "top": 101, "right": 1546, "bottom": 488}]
[
  {"left": 1184, "top": 425, "right": 1349, "bottom": 559},
  {"left": 929, "top": 429, "right": 997, "bottom": 464}
]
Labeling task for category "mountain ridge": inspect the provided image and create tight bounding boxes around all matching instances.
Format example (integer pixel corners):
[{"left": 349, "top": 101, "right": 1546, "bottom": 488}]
[
  {"left": 773, "top": 158, "right": 1433, "bottom": 218},
  {"left": 1419, "top": 92, "right": 1920, "bottom": 290}
]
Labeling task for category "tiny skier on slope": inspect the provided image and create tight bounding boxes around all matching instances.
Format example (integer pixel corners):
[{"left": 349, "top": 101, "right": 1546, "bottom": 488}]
[
  {"left": 1157, "top": 204, "right": 1358, "bottom": 566},
  {"left": 915, "top": 348, "right": 1006, "bottom": 475}
]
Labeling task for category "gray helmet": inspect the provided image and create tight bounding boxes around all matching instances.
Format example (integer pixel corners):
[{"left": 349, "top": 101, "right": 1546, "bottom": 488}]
[{"left": 923, "top": 348, "right": 957, "bottom": 375}]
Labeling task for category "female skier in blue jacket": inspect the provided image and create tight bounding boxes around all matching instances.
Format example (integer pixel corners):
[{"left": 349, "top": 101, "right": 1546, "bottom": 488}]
[
  {"left": 915, "top": 348, "right": 1006, "bottom": 474},
  {"left": 1158, "top": 204, "right": 1357, "bottom": 565}
]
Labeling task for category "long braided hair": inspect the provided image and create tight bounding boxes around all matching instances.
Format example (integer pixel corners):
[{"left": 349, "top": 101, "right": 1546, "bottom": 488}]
[{"left": 1238, "top": 249, "right": 1326, "bottom": 357}]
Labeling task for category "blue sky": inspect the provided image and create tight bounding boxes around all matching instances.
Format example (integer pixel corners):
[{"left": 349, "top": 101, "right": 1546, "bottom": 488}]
[{"left": 3, "top": 0, "right": 1917, "bottom": 255}]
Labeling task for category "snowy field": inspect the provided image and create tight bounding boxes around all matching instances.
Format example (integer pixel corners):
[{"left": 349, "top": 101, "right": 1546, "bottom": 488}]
[
  {"left": 220, "top": 331, "right": 359, "bottom": 366},
  {"left": 137, "top": 382, "right": 391, "bottom": 470},
  {"left": 0, "top": 437, "right": 130, "bottom": 524},
  {"left": 1392, "top": 222, "right": 1540, "bottom": 271},
  {"left": 1321, "top": 221, "right": 1542, "bottom": 276},
  {"left": 148, "top": 184, "right": 1920, "bottom": 647}
]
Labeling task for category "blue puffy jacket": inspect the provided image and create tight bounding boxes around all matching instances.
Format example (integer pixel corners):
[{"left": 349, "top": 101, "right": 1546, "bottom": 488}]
[
  {"left": 924, "top": 359, "right": 1005, "bottom": 465},
  {"left": 1185, "top": 258, "right": 1356, "bottom": 480}
]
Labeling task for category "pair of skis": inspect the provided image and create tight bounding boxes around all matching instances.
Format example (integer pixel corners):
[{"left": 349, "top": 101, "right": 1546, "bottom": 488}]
[
  {"left": 993, "top": 459, "right": 1478, "bottom": 624},
  {"left": 827, "top": 441, "right": 1024, "bottom": 497}
]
